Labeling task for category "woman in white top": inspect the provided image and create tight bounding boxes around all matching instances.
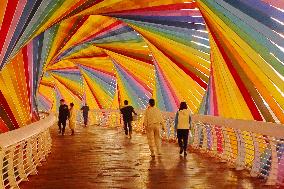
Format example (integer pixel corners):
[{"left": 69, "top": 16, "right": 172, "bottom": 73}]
[{"left": 174, "top": 102, "right": 192, "bottom": 156}]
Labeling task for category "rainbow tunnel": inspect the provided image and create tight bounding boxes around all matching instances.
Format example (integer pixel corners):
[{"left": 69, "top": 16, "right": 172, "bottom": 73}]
[{"left": 0, "top": 0, "right": 284, "bottom": 187}]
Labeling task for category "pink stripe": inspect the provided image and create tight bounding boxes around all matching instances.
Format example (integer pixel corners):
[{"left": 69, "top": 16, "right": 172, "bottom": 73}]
[
  {"left": 154, "top": 59, "right": 177, "bottom": 109},
  {"left": 115, "top": 62, "right": 153, "bottom": 93},
  {"left": 77, "top": 63, "right": 116, "bottom": 77},
  {"left": 278, "top": 156, "right": 284, "bottom": 183},
  {"left": 111, "top": 10, "right": 202, "bottom": 17},
  {"left": 80, "top": 22, "right": 125, "bottom": 44},
  {"left": 95, "top": 23, "right": 126, "bottom": 38},
  {"left": 261, "top": 0, "right": 284, "bottom": 9},
  {"left": 38, "top": 92, "right": 53, "bottom": 110},
  {"left": 211, "top": 70, "right": 219, "bottom": 116},
  {"left": 82, "top": 65, "right": 115, "bottom": 81},
  {"left": 27, "top": 42, "right": 34, "bottom": 109},
  {"left": 209, "top": 77, "right": 215, "bottom": 115},
  {"left": 155, "top": 60, "right": 180, "bottom": 107},
  {"left": 0, "top": 0, "right": 27, "bottom": 64},
  {"left": 116, "top": 63, "right": 151, "bottom": 96}
]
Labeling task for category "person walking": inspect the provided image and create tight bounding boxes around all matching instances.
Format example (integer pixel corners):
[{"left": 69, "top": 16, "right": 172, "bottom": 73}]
[
  {"left": 174, "top": 102, "right": 192, "bottom": 156},
  {"left": 81, "top": 103, "right": 89, "bottom": 127},
  {"left": 143, "top": 99, "right": 165, "bottom": 157},
  {"left": 120, "top": 100, "right": 137, "bottom": 139},
  {"left": 58, "top": 99, "right": 69, "bottom": 136},
  {"left": 69, "top": 103, "right": 76, "bottom": 135}
]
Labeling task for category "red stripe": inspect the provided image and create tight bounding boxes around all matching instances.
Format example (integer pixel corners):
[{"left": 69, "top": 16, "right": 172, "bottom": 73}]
[
  {"left": 50, "top": 0, "right": 104, "bottom": 27},
  {"left": 148, "top": 41, "right": 207, "bottom": 89},
  {"left": 204, "top": 17, "right": 262, "bottom": 121},
  {"left": 155, "top": 60, "right": 180, "bottom": 107},
  {"left": 116, "top": 63, "right": 153, "bottom": 93},
  {"left": 53, "top": 0, "right": 88, "bottom": 21},
  {"left": 31, "top": 111, "right": 40, "bottom": 122},
  {"left": 78, "top": 63, "right": 116, "bottom": 77},
  {"left": 117, "top": 83, "right": 121, "bottom": 106},
  {"left": 22, "top": 46, "right": 32, "bottom": 112},
  {"left": 0, "top": 90, "right": 19, "bottom": 129},
  {"left": 0, "top": 0, "right": 19, "bottom": 54},
  {"left": 95, "top": 45, "right": 153, "bottom": 65},
  {"left": 83, "top": 74, "right": 102, "bottom": 109},
  {"left": 211, "top": 70, "right": 219, "bottom": 116},
  {"left": 60, "top": 16, "right": 89, "bottom": 50},
  {"left": 210, "top": 68, "right": 223, "bottom": 152},
  {"left": 52, "top": 74, "right": 83, "bottom": 100},
  {"left": 50, "top": 16, "right": 89, "bottom": 64},
  {"left": 67, "top": 53, "right": 108, "bottom": 59},
  {"left": 0, "top": 118, "right": 9, "bottom": 133},
  {"left": 105, "top": 2, "right": 197, "bottom": 14},
  {"left": 80, "top": 21, "right": 123, "bottom": 44}
]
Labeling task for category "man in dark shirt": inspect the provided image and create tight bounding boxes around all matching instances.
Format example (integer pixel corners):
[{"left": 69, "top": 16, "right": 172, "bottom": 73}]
[
  {"left": 58, "top": 99, "right": 69, "bottom": 135},
  {"left": 81, "top": 104, "right": 89, "bottom": 127},
  {"left": 120, "top": 100, "right": 137, "bottom": 138}
]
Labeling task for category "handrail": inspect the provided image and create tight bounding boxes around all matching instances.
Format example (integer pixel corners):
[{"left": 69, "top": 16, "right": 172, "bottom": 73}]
[
  {"left": 192, "top": 114, "right": 284, "bottom": 138},
  {"left": 87, "top": 109, "right": 284, "bottom": 186},
  {"left": 0, "top": 114, "right": 56, "bottom": 189},
  {"left": 191, "top": 114, "right": 284, "bottom": 186},
  {"left": 0, "top": 114, "right": 56, "bottom": 149}
]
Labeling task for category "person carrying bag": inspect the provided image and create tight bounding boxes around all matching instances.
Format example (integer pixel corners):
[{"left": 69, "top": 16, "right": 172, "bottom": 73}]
[{"left": 174, "top": 102, "right": 192, "bottom": 156}]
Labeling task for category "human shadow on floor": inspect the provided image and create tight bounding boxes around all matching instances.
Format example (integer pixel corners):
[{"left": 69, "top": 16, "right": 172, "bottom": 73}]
[
  {"left": 147, "top": 155, "right": 189, "bottom": 189},
  {"left": 147, "top": 156, "right": 167, "bottom": 189}
]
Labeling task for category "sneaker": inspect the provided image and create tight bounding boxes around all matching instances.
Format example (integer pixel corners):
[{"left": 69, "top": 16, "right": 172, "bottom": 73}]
[
  {"left": 179, "top": 148, "right": 183, "bottom": 155},
  {"left": 184, "top": 151, "right": 187, "bottom": 156}
]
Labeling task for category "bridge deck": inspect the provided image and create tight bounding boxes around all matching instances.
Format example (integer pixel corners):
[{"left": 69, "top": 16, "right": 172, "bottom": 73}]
[{"left": 20, "top": 125, "right": 270, "bottom": 189}]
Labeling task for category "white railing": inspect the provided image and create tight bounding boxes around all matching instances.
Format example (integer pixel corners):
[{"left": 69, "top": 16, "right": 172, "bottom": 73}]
[
  {"left": 0, "top": 114, "right": 56, "bottom": 189},
  {"left": 191, "top": 115, "right": 284, "bottom": 186},
  {"left": 86, "top": 109, "right": 284, "bottom": 186}
]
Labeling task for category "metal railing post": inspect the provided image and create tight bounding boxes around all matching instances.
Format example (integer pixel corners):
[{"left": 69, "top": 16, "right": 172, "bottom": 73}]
[
  {"left": 235, "top": 129, "right": 245, "bottom": 170},
  {"left": 210, "top": 125, "right": 218, "bottom": 157},
  {"left": 0, "top": 150, "right": 5, "bottom": 189},
  {"left": 201, "top": 125, "right": 208, "bottom": 151},
  {"left": 192, "top": 122, "right": 200, "bottom": 149},
  {"left": 7, "top": 146, "right": 19, "bottom": 189},
  {"left": 266, "top": 137, "right": 278, "bottom": 185},
  {"left": 16, "top": 143, "right": 28, "bottom": 182},
  {"left": 26, "top": 140, "right": 38, "bottom": 176},
  {"left": 250, "top": 133, "right": 260, "bottom": 177},
  {"left": 222, "top": 128, "right": 232, "bottom": 162}
]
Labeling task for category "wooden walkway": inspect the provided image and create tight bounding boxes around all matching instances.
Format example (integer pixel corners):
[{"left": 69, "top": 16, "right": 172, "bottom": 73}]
[{"left": 19, "top": 125, "right": 274, "bottom": 189}]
